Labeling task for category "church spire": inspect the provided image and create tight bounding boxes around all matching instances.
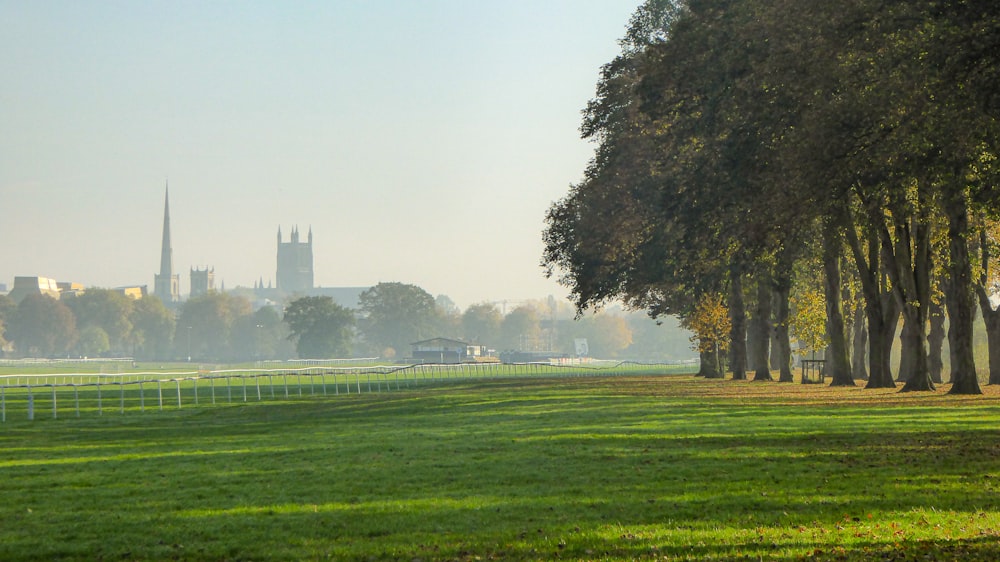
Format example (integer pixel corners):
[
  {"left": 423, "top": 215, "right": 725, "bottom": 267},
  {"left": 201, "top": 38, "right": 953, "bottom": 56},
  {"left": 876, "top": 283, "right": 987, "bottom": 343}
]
[
  {"left": 154, "top": 183, "right": 180, "bottom": 302},
  {"left": 159, "top": 184, "right": 173, "bottom": 277}
]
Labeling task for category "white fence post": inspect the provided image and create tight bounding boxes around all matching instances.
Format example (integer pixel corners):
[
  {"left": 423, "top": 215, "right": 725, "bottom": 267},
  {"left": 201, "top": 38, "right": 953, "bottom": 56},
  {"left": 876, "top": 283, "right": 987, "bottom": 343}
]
[{"left": 0, "top": 360, "right": 675, "bottom": 424}]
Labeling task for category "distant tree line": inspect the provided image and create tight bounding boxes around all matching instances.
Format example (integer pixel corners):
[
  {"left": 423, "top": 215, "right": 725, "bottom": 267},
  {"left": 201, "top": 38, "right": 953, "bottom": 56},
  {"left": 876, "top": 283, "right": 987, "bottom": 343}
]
[
  {"left": 0, "top": 282, "right": 692, "bottom": 363},
  {"left": 542, "top": 0, "right": 1000, "bottom": 393}
]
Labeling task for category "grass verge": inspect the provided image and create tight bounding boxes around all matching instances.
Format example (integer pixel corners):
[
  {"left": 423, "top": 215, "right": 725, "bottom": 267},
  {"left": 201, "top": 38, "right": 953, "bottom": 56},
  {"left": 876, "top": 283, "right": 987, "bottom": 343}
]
[{"left": 0, "top": 375, "right": 998, "bottom": 561}]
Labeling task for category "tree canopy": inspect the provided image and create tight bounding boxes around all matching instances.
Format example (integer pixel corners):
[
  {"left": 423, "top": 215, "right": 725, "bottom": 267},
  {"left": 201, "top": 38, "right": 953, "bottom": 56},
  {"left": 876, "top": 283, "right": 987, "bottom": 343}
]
[
  {"left": 543, "top": 0, "right": 1000, "bottom": 393},
  {"left": 283, "top": 296, "right": 355, "bottom": 359},
  {"left": 358, "top": 282, "right": 439, "bottom": 358},
  {"left": 8, "top": 294, "right": 78, "bottom": 357}
]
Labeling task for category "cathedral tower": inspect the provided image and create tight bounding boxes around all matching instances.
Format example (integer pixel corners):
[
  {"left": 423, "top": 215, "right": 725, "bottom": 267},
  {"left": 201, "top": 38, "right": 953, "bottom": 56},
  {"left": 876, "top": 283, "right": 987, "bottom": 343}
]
[
  {"left": 154, "top": 185, "right": 180, "bottom": 302},
  {"left": 276, "top": 225, "right": 314, "bottom": 294},
  {"left": 190, "top": 266, "right": 215, "bottom": 297}
]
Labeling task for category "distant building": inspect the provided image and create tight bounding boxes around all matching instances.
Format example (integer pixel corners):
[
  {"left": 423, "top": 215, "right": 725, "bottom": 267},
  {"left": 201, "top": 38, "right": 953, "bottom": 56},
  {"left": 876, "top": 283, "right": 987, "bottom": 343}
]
[
  {"left": 56, "top": 282, "right": 85, "bottom": 299},
  {"left": 114, "top": 286, "right": 148, "bottom": 300},
  {"left": 251, "top": 227, "right": 367, "bottom": 309},
  {"left": 410, "top": 338, "right": 494, "bottom": 364},
  {"left": 276, "top": 226, "right": 313, "bottom": 294},
  {"left": 0, "top": 282, "right": 7, "bottom": 293},
  {"left": 153, "top": 186, "right": 180, "bottom": 303},
  {"left": 7, "top": 276, "right": 62, "bottom": 303},
  {"left": 190, "top": 267, "right": 215, "bottom": 297}
]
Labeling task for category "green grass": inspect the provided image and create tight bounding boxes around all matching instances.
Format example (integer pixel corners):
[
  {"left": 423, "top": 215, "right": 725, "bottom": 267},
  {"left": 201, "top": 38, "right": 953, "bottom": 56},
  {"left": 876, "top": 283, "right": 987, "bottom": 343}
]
[
  {"left": 1, "top": 375, "right": 999, "bottom": 561},
  {"left": 0, "top": 362, "right": 693, "bottom": 421}
]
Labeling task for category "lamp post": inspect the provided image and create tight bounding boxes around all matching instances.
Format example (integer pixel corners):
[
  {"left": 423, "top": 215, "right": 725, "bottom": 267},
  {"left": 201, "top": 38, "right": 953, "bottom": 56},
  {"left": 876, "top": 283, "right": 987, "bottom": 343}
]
[
  {"left": 186, "top": 326, "right": 192, "bottom": 362},
  {"left": 256, "top": 324, "right": 263, "bottom": 364}
]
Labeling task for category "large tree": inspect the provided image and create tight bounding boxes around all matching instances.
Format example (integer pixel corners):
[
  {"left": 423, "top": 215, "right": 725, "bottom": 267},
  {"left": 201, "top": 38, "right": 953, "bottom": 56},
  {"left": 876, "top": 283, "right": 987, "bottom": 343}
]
[
  {"left": 65, "top": 288, "right": 134, "bottom": 355},
  {"left": 231, "top": 305, "right": 292, "bottom": 361},
  {"left": 8, "top": 294, "right": 77, "bottom": 357},
  {"left": 358, "top": 282, "right": 438, "bottom": 358},
  {"left": 543, "top": 0, "right": 741, "bottom": 364},
  {"left": 462, "top": 303, "right": 502, "bottom": 347},
  {"left": 176, "top": 292, "right": 251, "bottom": 361},
  {"left": 283, "top": 296, "right": 354, "bottom": 359},
  {"left": 130, "top": 295, "right": 175, "bottom": 361},
  {"left": 499, "top": 306, "right": 543, "bottom": 352}
]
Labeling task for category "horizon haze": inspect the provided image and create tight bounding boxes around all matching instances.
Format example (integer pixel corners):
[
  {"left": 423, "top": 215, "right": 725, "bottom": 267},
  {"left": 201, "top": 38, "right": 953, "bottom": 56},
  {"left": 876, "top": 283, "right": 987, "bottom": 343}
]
[{"left": 0, "top": 1, "right": 642, "bottom": 309}]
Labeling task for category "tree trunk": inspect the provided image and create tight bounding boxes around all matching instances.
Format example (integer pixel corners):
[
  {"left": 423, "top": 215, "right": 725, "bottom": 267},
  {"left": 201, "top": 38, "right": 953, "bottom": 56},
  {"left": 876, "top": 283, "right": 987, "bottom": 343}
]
[
  {"left": 729, "top": 270, "right": 747, "bottom": 381},
  {"left": 697, "top": 346, "right": 720, "bottom": 378},
  {"left": 898, "top": 212, "right": 934, "bottom": 392},
  {"left": 746, "top": 323, "right": 759, "bottom": 372},
  {"left": 858, "top": 182, "right": 934, "bottom": 392},
  {"left": 976, "top": 285, "right": 1000, "bottom": 386},
  {"left": 975, "top": 229, "right": 1000, "bottom": 386},
  {"left": 871, "top": 293, "right": 901, "bottom": 388},
  {"left": 770, "top": 331, "right": 781, "bottom": 371},
  {"left": 852, "top": 303, "right": 868, "bottom": 380},
  {"left": 774, "top": 285, "right": 794, "bottom": 382},
  {"left": 985, "top": 313, "right": 1000, "bottom": 386},
  {"left": 947, "top": 315, "right": 959, "bottom": 384},
  {"left": 823, "top": 222, "right": 854, "bottom": 386},
  {"left": 927, "top": 298, "right": 945, "bottom": 385},
  {"left": 865, "top": 295, "right": 898, "bottom": 388},
  {"left": 842, "top": 280, "right": 855, "bottom": 370},
  {"left": 751, "top": 273, "right": 773, "bottom": 381},
  {"left": 899, "top": 308, "right": 933, "bottom": 391},
  {"left": 696, "top": 347, "right": 706, "bottom": 377},
  {"left": 944, "top": 190, "right": 982, "bottom": 394},
  {"left": 845, "top": 211, "right": 896, "bottom": 388},
  {"left": 896, "top": 315, "right": 916, "bottom": 383}
]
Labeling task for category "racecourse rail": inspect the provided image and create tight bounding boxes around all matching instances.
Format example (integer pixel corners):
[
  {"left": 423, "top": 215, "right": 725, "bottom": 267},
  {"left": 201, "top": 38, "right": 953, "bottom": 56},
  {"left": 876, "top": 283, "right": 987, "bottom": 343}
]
[{"left": 0, "top": 360, "right": 692, "bottom": 423}]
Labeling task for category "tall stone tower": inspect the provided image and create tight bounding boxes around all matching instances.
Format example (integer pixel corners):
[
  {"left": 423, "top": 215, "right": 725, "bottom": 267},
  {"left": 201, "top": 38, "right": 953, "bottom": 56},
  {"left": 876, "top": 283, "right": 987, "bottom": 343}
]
[
  {"left": 276, "top": 225, "right": 314, "bottom": 294},
  {"left": 190, "top": 266, "right": 215, "bottom": 297},
  {"left": 154, "top": 186, "right": 180, "bottom": 302}
]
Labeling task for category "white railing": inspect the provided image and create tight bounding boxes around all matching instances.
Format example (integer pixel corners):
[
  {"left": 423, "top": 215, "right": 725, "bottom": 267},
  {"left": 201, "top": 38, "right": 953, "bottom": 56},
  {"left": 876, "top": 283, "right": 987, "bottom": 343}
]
[{"left": 0, "top": 361, "right": 691, "bottom": 423}]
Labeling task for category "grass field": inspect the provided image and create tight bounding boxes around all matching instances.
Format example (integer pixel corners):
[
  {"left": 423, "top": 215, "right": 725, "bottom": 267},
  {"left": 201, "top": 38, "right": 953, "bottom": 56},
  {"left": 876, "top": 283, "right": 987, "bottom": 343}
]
[
  {"left": 0, "top": 362, "right": 689, "bottom": 421},
  {"left": 1, "top": 373, "right": 999, "bottom": 561}
]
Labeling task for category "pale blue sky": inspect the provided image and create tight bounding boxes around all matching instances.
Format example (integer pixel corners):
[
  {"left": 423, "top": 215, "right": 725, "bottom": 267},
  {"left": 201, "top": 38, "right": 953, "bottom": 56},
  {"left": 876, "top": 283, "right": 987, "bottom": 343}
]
[{"left": 0, "top": 1, "right": 640, "bottom": 308}]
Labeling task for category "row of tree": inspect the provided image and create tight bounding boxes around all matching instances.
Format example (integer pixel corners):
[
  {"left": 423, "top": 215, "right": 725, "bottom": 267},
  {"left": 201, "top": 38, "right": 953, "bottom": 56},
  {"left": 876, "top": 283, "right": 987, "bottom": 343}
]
[
  {"left": 0, "top": 282, "right": 692, "bottom": 362},
  {"left": 542, "top": 0, "right": 1000, "bottom": 393},
  {"left": 0, "top": 289, "right": 176, "bottom": 359}
]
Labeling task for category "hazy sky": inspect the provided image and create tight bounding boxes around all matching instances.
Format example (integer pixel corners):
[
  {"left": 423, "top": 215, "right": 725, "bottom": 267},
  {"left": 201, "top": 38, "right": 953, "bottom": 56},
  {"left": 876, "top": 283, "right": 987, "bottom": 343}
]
[{"left": 1, "top": 1, "right": 640, "bottom": 309}]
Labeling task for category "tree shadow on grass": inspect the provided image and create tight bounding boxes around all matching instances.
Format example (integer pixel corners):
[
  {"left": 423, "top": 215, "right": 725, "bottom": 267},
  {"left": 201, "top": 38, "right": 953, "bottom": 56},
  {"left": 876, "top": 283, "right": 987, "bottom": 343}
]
[{"left": 1, "top": 385, "right": 999, "bottom": 560}]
